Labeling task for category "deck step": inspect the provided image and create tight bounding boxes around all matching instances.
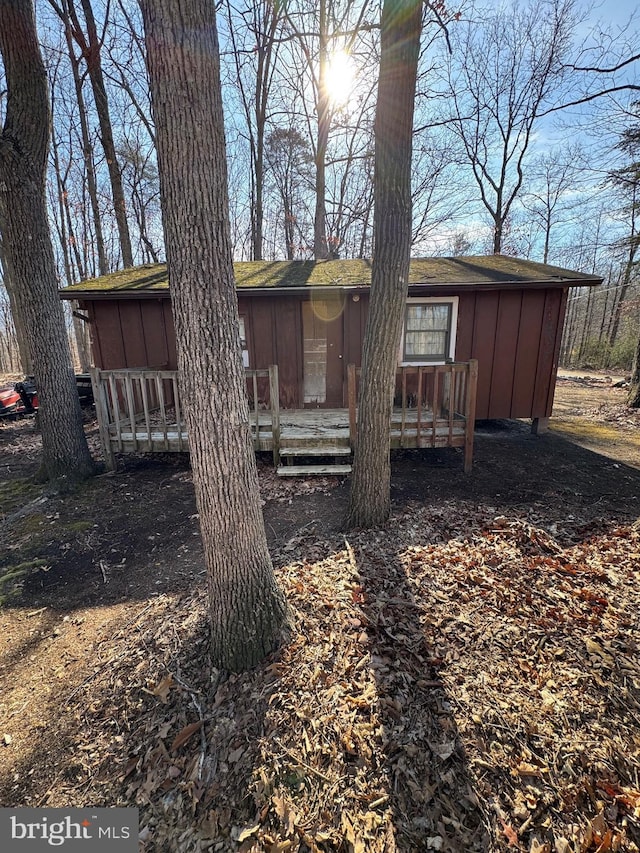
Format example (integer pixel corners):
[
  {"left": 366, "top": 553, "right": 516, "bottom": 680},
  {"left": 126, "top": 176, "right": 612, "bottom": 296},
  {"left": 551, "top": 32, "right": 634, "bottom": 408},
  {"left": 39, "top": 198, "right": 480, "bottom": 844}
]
[
  {"left": 276, "top": 463, "right": 352, "bottom": 477},
  {"left": 279, "top": 445, "right": 351, "bottom": 456},
  {"left": 278, "top": 433, "right": 350, "bottom": 448}
]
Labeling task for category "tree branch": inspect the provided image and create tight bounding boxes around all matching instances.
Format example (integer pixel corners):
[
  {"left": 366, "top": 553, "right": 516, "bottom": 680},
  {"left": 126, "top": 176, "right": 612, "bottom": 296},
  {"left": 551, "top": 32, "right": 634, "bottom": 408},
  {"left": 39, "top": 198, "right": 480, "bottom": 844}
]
[
  {"left": 564, "top": 53, "right": 640, "bottom": 74},
  {"left": 541, "top": 84, "right": 640, "bottom": 116}
]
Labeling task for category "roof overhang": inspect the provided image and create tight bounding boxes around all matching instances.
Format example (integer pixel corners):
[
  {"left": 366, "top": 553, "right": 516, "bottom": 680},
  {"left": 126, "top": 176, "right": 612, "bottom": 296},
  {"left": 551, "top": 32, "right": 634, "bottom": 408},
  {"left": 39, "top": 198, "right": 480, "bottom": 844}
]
[{"left": 60, "top": 257, "right": 604, "bottom": 301}]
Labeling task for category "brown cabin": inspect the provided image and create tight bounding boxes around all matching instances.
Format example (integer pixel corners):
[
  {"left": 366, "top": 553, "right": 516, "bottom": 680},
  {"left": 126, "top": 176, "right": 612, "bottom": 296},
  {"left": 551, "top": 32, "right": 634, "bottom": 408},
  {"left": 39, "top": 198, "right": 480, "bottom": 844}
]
[{"left": 61, "top": 256, "right": 601, "bottom": 432}]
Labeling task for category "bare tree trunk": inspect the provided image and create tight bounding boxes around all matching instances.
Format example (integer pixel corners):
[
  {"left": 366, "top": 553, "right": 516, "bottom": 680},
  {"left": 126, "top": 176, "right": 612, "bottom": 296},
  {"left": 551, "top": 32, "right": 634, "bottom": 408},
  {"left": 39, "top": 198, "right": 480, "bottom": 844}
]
[
  {"left": 577, "top": 286, "right": 594, "bottom": 365},
  {"left": 606, "top": 278, "right": 622, "bottom": 343},
  {"left": 81, "top": 0, "right": 133, "bottom": 267},
  {"left": 560, "top": 291, "right": 575, "bottom": 365},
  {"left": 223, "top": 1, "right": 283, "bottom": 262},
  {"left": 543, "top": 208, "right": 552, "bottom": 263},
  {"left": 598, "top": 269, "right": 613, "bottom": 367},
  {"left": 608, "top": 254, "right": 637, "bottom": 350},
  {"left": 0, "top": 241, "right": 31, "bottom": 374},
  {"left": 0, "top": 0, "right": 94, "bottom": 482},
  {"left": 448, "top": 1, "right": 577, "bottom": 261},
  {"left": 627, "top": 332, "right": 640, "bottom": 408},
  {"left": 313, "top": 0, "right": 331, "bottom": 260},
  {"left": 493, "top": 210, "right": 503, "bottom": 255},
  {"left": 347, "top": 0, "right": 422, "bottom": 529},
  {"left": 49, "top": 116, "right": 92, "bottom": 373},
  {"left": 2, "top": 275, "right": 31, "bottom": 374},
  {"left": 140, "top": 0, "right": 287, "bottom": 670},
  {"left": 51, "top": 0, "right": 109, "bottom": 276},
  {"left": 62, "top": 0, "right": 134, "bottom": 268}
]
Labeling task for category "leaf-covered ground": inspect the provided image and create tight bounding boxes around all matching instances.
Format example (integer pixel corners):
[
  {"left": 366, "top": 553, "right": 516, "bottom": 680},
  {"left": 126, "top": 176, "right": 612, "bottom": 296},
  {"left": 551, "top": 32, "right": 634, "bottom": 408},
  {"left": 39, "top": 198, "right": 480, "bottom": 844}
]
[{"left": 0, "top": 373, "right": 638, "bottom": 852}]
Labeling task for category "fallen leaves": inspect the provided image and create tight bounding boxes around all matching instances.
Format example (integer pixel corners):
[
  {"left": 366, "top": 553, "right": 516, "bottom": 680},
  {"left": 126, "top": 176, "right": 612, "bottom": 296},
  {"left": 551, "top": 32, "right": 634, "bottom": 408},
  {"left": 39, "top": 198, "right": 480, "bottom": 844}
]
[
  {"left": 170, "top": 721, "right": 202, "bottom": 753},
  {"left": 148, "top": 674, "right": 174, "bottom": 703},
  {"left": 4, "top": 497, "right": 639, "bottom": 852}
]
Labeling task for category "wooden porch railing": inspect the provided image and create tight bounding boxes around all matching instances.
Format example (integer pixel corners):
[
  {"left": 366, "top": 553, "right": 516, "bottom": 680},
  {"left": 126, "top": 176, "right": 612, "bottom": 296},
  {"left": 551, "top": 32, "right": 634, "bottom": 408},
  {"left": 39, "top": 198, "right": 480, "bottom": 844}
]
[
  {"left": 90, "top": 360, "right": 478, "bottom": 473},
  {"left": 90, "top": 366, "right": 281, "bottom": 470},
  {"left": 347, "top": 360, "right": 478, "bottom": 473}
]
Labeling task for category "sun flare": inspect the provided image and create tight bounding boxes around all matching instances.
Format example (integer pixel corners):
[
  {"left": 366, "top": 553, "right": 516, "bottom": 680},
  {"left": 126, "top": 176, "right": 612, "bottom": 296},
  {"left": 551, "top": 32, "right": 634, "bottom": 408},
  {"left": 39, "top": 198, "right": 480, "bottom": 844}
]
[{"left": 324, "top": 49, "right": 356, "bottom": 107}]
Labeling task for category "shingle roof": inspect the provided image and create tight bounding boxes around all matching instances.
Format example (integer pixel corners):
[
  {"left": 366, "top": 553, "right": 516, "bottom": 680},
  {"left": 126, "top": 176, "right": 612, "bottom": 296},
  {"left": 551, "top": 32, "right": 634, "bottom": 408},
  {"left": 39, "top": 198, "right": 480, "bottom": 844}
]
[{"left": 60, "top": 256, "right": 602, "bottom": 298}]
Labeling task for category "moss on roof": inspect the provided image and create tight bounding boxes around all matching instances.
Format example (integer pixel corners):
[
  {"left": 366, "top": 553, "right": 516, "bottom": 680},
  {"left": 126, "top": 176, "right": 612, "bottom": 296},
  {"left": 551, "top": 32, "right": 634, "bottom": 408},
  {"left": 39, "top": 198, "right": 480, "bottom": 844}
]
[{"left": 60, "top": 256, "right": 601, "bottom": 297}]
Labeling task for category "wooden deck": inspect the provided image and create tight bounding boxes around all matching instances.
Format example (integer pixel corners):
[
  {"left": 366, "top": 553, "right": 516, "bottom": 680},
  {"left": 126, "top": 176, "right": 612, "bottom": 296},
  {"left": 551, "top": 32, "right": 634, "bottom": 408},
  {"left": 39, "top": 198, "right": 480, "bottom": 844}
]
[{"left": 90, "top": 361, "right": 478, "bottom": 476}]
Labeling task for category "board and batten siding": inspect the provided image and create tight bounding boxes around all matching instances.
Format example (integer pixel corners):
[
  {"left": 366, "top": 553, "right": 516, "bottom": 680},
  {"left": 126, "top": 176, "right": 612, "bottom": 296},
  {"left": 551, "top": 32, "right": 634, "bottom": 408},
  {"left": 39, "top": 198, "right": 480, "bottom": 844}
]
[
  {"left": 80, "top": 283, "right": 568, "bottom": 421},
  {"left": 87, "top": 298, "right": 175, "bottom": 371},
  {"left": 238, "top": 294, "right": 303, "bottom": 409},
  {"left": 454, "top": 287, "right": 567, "bottom": 420}
]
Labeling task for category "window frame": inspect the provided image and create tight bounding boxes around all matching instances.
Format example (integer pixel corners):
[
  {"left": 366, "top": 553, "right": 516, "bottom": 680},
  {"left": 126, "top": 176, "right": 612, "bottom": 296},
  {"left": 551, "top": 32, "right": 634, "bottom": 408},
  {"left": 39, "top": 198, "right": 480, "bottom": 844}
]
[
  {"left": 398, "top": 296, "right": 458, "bottom": 366},
  {"left": 238, "top": 315, "right": 250, "bottom": 368}
]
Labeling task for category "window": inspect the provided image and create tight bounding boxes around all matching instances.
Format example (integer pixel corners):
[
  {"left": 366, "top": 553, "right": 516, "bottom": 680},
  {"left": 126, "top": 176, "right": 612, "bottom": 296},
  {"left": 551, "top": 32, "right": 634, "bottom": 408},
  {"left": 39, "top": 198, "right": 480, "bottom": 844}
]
[
  {"left": 400, "top": 298, "right": 458, "bottom": 364},
  {"left": 239, "top": 316, "right": 249, "bottom": 368}
]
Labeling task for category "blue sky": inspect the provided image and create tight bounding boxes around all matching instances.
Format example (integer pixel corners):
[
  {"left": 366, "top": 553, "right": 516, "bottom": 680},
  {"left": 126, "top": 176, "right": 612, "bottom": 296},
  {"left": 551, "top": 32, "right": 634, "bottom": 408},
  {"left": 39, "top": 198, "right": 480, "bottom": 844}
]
[{"left": 600, "top": 0, "right": 638, "bottom": 26}]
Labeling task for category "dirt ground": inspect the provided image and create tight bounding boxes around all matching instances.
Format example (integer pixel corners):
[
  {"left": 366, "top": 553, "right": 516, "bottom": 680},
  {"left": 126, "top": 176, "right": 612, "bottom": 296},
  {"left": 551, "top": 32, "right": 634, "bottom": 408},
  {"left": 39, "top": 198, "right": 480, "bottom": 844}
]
[{"left": 0, "top": 371, "right": 638, "bottom": 852}]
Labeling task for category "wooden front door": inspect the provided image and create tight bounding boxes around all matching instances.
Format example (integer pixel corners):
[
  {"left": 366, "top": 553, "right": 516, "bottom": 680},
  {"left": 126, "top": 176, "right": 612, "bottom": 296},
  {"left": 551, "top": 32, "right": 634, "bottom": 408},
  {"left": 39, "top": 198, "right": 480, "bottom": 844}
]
[{"left": 302, "top": 295, "right": 345, "bottom": 408}]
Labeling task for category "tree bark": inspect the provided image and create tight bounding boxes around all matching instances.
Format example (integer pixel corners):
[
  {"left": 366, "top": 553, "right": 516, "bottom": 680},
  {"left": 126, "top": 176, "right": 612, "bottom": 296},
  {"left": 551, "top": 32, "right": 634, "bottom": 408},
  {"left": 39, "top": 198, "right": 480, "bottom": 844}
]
[
  {"left": 0, "top": 0, "right": 94, "bottom": 482},
  {"left": 140, "top": 0, "right": 287, "bottom": 671},
  {"left": 493, "top": 214, "right": 503, "bottom": 255},
  {"left": 346, "top": 0, "right": 422, "bottom": 529}
]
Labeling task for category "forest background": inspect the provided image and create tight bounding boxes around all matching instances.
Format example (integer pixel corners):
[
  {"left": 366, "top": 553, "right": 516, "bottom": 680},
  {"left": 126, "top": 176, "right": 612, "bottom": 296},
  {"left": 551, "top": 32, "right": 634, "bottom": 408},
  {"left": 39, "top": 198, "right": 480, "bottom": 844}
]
[{"left": 0, "top": 0, "right": 639, "bottom": 375}]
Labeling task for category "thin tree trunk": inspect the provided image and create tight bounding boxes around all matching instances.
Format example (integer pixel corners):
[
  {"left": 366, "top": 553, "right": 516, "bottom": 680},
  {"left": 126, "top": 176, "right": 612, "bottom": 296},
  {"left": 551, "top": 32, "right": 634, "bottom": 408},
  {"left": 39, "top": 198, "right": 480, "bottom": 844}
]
[
  {"left": 0, "top": 241, "right": 31, "bottom": 374},
  {"left": 140, "top": 0, "right": 287, "bottom": 670},
  {"left": 493, "top": 212, "right": 503, "bottom": 254},
  {"left": 65, "top": 0, "right": 134, "bottom": 268},
  {"left": 606, "top": 279, "right": 622, "bottom": 343},
  {"left": 543, "top": 209, "right": 552, "bottom": 263},
  {"left": 253, "top": 142, "right": 264, "bottom": 261},
  {"left": 49, "top": 123, "right": 92, "bottom": 373},
  {"left": 599, "top": 273, "right": 612, "bottom": 367},
  {"left": 347, "top": 0, "right": 422, "bottom": 529},
  {"left": 608, "top": 259, "right": 636, "bottom": 349},
  {"left": 0, "top": 0, "right": 94, "bottom": 482},
  {"left": 559, "top": 291, "right": 575, "bottom": 365},
  {"left": 610, "top": 181, "right": 638, "bottom": 348},
  {"left": 50, "top": 79, "right": 76, "bottom": 286},
  {"left": 81, "top": 0, "right": 133, "bottom": 267},
  {"left": 59, "top": 0, "right": 109, "bottom": 275},
  {"left": 313, "top": 0, "right": 331, "bottom": 260},
  {"left": 627, "top": 332, "right": 640, "bottom": 408},
  {"left": 2, "top": 273, "right": 31, "bottom": 374},
  {"left": 577, "top": 286, "right": 594, "bottom": 364}
]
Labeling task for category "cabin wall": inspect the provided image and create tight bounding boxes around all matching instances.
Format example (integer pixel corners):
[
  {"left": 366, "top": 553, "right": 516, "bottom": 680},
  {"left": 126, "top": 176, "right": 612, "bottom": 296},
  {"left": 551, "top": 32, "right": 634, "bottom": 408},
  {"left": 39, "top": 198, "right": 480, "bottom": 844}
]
[
  {"left": 334, "top": 287, "right": 567, "bottom": 420},
  {"left": 82, "top": 284, "right": 568, "bottom": 420},
  {"left": 239, "top": 292, "right": 347, "bottom": 408},
  {"left": 84, "top": 298, "right": 176, "bottom": 371},
  {"left": 238, "top": 294, "right": 303, "bottom": 408},
  {"left": 454, "top": 288, "right": 568, "bottom": 420}
]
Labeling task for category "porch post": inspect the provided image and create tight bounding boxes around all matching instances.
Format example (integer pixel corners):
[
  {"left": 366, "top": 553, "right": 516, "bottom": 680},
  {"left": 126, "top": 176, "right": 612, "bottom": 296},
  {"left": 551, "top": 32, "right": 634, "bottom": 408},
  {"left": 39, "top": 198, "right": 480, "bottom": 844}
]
[
  {"left": 347, "top": 363, "right": 357, "bottom": 448},
  {"left": 464, "top": 359, "right": 478, "bottom": 474},
  {"left": 90, "top": 367, "right": 115, "bottom": 470},
  {"left": 269, "top": 364, "right": 280, "bottom": 466},
  {"left": 532, "top": 417, "right": 550, "bottom": 435}
]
